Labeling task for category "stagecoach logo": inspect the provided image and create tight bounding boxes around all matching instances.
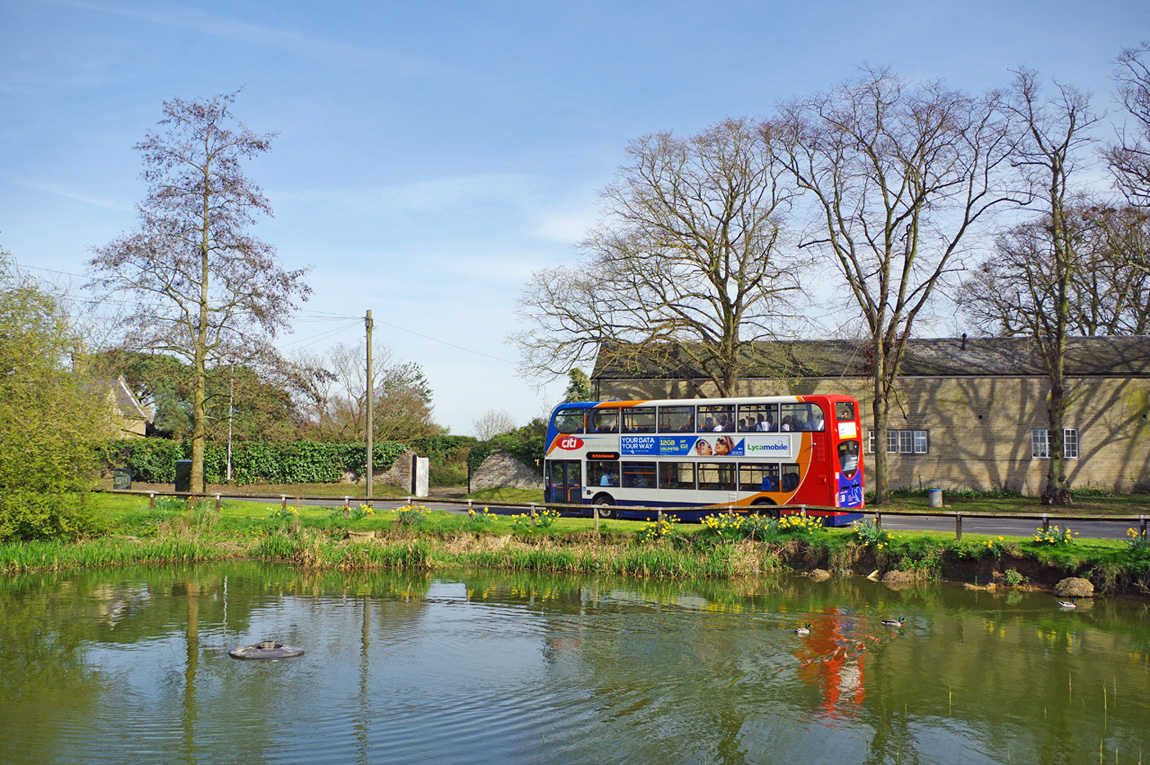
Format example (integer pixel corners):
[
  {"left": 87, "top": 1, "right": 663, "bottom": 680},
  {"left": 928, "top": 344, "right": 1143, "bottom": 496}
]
[{"left": 557, "top": 436, "right": 584, "bottom": 450}]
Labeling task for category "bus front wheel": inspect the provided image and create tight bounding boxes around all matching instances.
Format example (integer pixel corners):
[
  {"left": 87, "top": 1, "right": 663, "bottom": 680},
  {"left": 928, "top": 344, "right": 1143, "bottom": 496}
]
[{"left": 591, "top": 494, "right": 615, "bottom": 518}]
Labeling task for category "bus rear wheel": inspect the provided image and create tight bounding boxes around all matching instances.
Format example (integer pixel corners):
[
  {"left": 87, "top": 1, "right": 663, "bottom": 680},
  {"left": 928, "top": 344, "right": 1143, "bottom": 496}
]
[
  {"left": 591, "top": 494, "right": 615, "bottom": 518},
  {"left": 751, "top": 498, "right": 780, "bottom": 519}
]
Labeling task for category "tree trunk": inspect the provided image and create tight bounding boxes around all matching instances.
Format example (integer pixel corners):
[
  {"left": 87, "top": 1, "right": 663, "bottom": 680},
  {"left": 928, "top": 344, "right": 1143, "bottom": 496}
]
[
  {"left": 870, "top": 350, "right": 890, "bottom": 505},
  {"left": 1041, "top": 374, "right": 1073, "bottom": 506}
]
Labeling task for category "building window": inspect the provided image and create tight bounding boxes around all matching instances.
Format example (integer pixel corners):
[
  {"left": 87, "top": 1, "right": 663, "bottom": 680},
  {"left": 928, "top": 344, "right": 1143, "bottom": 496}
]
[
  {"left": 1031, "top": 429, "right": 1079, "bottom": 459},
  {"left": 868, "top": 430, "right": 929, "bottom": 454}
]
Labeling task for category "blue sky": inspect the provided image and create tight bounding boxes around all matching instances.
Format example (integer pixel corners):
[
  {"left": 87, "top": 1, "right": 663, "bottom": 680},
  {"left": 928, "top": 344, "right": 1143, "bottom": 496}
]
[{"left": 2, "top": 0, "right": 1147, "bottom": 435}]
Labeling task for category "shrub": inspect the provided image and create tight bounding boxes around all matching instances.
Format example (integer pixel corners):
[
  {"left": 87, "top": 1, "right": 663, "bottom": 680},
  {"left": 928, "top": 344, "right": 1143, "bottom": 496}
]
[
  {"left": 700, "top": 513, "right": 749, "bottom": 541},
  {"left": 852, "top": 518, "right": 892, "bottom": 550},
  {"left": 0, "top": 491, "right": 102, "bottom": 542},
  {"left": 1032, "top": 525, "right": 1077, "bottom": 546},
  {"left": 104, "top": 439, "right": 410, "bottom": 485},
  {"left": 465, "top": 507, "right": 497, "bottom": 530},
  {"left": 1004, "top": 569, "right": 1027, "bottom": 587},
  {"left": 510, "top": 508, "right": 560, "bottom": 532},
  {"left": 1125, "top": 528, "right": 1150, "bottom": 561},
  {"left": 775, "top": 513, "right": 826, "bottom": 538},
  {"left": 639, "top": 515, "right": 680, "bottom": 544},
  {"left": 394, "top": 504, "right": 431, "bottom": 528},
  {"left": 328, "top": 503, "right": 375, "bottom": 524}
]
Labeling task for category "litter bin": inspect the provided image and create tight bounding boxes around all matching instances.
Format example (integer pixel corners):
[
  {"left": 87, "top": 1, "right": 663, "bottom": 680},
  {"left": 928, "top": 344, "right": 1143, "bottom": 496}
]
[
  {"left": 175, "top": 460, "right": 193, "bottom": 493},
  {"left": 112, "top": 467, "right": 132, "bottom": 491},
  {"left": 928, "top": 488, "right": 943, "bottom": 508}
]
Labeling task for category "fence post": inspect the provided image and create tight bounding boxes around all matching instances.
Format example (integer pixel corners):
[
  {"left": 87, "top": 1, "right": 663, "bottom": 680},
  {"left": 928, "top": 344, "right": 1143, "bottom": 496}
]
[
  {"left": 281, "top": 495, "right": 287, "bottom": 511},
  {"left": 467, "top": 499, "right": 474, "bottom": 514},
  {"left": 594, "top": 505, "right": 600, "bottom": 534},
  {"left": 530, "top": 502, "right": 537, "bottom": 527},
  {"left": 1042, "top": 513, "right": 1049, "bottom": 533},
  {"left": 149, "top": 492, "right": 155, "bottom": 512},
  {"left": 955, "top": 512, "right": 962, "bottom": 542},
  {"left": 658, "top": 508, "right": 664, "bottom": 525},
  {"left": 875, "top": 511, "right": 881, "bottom": 531},
  {"left": 1141, "top": 514, "right": 1147, "bottom": 538},
  {"left": 344, "top": 496, "right": 350, "bottom": 521},
  {"left": 215, "top": 493, "right": 221, "bottom": 515}
]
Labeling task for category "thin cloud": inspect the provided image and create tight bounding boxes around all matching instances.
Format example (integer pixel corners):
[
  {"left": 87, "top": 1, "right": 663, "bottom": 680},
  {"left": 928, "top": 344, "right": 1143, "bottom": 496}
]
[{"left": 6, "top": 176, "right": 131, "bottom": 211}]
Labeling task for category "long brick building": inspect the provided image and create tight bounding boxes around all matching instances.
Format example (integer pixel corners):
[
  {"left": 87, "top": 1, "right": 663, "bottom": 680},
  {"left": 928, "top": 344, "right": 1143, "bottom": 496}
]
[{"left": 589, "top": 336, "right": 1150, "bottom": 495}]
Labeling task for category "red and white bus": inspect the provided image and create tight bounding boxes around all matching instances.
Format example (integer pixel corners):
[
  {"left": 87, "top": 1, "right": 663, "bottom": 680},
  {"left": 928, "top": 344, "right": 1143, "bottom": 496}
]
[{"left": 543, "top": 394, "right": 864, "bottom": 525}]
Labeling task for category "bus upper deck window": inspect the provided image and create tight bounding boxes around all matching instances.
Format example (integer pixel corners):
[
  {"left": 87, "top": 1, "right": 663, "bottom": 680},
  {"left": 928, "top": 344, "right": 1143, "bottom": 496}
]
[
  {"left": 554, "top": 408, "right": 585, "bottom": 434},
  {"left": 698, "top": 405, "right": 735, "bottom": 432},
  {"left": 658, "top": 406, "right": 694, "bottom": 433},
  {"left": 622, "top": 407, "right": 656, "bottom": 433},
  {"left": 591, "top": 409, "right": 618, "bottom": 433}
]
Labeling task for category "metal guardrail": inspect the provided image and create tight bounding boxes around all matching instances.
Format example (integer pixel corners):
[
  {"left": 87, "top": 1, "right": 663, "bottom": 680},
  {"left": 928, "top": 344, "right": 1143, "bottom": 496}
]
[{"left": 98, "top": 488, "right": 1150, "bottom": 540}]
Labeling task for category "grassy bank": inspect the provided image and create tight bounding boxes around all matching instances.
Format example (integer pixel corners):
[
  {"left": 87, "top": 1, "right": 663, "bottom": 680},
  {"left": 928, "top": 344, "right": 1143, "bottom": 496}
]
[{"left": 3, "top": 493, "right": 1149, "bottom": 596}]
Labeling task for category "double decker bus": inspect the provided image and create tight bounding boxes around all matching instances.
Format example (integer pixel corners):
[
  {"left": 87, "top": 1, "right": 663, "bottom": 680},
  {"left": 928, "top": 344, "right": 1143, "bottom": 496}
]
[{"left": 543, "top": 394, "right": 864, "bottom": 525}]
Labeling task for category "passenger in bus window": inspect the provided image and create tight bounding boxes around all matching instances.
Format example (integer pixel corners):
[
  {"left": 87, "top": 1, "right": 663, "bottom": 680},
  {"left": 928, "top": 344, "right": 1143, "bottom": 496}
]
[
  {"left": 738, "top": 418, "right": 747, "bottom": 432},
  {"left": 703, "top": 417, "right": 715, "bottom": 431},
  {"left": 781, "top": 416, "right": 794, "bottom": 431},
  {"left": 600, "top": 465, "right": 618, "bottom": 486},
  {"left": 813, "top": 409, "right": 825, "bottom": 431}
]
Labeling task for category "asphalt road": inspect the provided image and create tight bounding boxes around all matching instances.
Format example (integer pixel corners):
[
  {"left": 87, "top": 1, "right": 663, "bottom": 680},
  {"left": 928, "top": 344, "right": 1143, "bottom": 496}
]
[{"left": 224, "top": 494, "right": 1145, "bottom": 541}]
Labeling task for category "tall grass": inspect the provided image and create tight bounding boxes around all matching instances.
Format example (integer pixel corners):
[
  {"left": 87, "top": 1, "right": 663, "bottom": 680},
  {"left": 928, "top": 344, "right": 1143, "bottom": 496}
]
[{"left": 0, "top": 537, "right": 229, "bottom": 575}]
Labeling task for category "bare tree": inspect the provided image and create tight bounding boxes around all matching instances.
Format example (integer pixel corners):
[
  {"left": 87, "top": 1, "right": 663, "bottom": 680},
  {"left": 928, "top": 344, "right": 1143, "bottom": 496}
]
[
  {"left": 513, "top": 118, "right": 804, "bottom": 397},
  {"left": 295, "top": 342, "right": 442, "bottom": 442},
  {"left": 472, "top": 409, "right": 517, "bottom": 440},
  {"left": 771, "top": 68, "right": 1021, "bottom": 504},
  {"left": 1109, "top": 42, "right": 1150, "bottom": 207},
  {"left": 999, "top": 70, "right": 1099, "bottom": 505},
  {"left": 89, "top": 91, "right": 311, "bottom": 493},
  {"left": 964, "top": 204, "right": 1150, "bottom": 338}
]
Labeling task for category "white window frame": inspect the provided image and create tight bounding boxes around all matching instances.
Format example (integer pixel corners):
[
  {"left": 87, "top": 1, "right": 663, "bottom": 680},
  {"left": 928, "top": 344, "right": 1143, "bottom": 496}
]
[
  {"left": 868, "top": 429, "right": 929, "bottom": 455},
  {"left": 1031, "top": 429, "right": 1079, "bottom": 459}
]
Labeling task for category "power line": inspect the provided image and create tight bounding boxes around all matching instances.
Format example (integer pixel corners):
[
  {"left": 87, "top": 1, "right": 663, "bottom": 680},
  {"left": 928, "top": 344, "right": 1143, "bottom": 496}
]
[
  {"left": 278, "top": 320, "right": 362, "bottom": 350},
  {"left": 372, "top": 316, "right": 516, "bottom": 365}
]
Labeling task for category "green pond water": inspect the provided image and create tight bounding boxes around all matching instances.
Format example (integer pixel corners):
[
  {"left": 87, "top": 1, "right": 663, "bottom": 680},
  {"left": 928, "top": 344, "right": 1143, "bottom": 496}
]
[{"left": 1, "top": 563, "right": 1148, "bottom": 764}]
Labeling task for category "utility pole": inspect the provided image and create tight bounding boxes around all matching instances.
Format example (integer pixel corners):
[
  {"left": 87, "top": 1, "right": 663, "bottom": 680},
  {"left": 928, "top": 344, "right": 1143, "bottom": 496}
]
[
  {"left": 365, "top": 310, "right": 373, "bottom": 507},
  {"left": 226, "top": 363, "right": 235, "bottom": 483}
]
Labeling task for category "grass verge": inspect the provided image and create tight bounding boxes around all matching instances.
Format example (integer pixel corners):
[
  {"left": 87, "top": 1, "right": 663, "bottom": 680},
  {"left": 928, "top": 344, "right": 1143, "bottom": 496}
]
[{"left": 2, "top": 495, "right": 1148, "bottom": 596}]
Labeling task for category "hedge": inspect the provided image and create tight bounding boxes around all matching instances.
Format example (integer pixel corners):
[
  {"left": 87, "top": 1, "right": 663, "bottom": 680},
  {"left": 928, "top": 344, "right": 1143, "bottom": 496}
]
[{"left": 102, "top": 440, "right": 409, "bottom": 485}]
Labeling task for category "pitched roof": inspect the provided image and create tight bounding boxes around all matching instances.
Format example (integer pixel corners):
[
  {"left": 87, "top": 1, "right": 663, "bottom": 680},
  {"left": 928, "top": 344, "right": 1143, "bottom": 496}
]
[
  {"left": 591, "top": 336, "right": 1150, "bottom": 381},
  {"left": 85, "top": 376, "right": 151, "bottom": 420}
]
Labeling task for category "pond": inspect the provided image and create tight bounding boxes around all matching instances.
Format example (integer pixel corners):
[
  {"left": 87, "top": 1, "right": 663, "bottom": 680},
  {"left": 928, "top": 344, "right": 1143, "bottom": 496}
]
[{"left": 2, "top": 563, "right": 1148, "bottom": 764}]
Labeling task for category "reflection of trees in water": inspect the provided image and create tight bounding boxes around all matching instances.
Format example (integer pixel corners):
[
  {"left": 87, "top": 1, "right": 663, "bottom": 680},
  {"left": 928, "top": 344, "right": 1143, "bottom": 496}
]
[{"left": 6, "top": 566, "right": 1150, "bottom": 762}]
